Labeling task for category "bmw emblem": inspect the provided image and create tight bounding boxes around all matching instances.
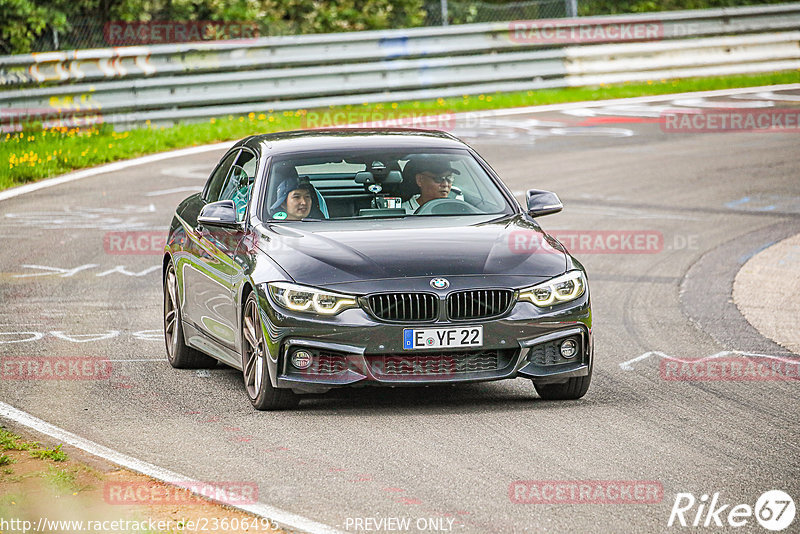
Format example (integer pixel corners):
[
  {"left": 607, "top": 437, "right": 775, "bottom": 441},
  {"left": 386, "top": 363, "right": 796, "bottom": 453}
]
[
  {"left": 430, "top": 278, "right": 450, "bottom": 290},
  {"left": 368, "top": 184, "right": 383, "bottom": 193}
]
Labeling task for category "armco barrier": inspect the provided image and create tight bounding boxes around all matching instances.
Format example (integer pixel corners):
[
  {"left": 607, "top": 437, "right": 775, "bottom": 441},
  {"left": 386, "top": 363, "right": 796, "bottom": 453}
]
[{"left": 1, "top": 4, "right": 799, "bottom": 129}]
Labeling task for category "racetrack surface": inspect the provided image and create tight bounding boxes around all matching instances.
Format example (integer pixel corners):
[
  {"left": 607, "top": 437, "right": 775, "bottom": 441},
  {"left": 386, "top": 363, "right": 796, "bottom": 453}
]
[{"left": 1, "top": 87, "right": 799, "bottom": 533}]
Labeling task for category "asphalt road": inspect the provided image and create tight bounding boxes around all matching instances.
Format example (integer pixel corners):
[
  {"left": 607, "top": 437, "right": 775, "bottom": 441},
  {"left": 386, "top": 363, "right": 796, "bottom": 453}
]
[{"left": 1, "top": 87, "right": 799, "bottom": 533}]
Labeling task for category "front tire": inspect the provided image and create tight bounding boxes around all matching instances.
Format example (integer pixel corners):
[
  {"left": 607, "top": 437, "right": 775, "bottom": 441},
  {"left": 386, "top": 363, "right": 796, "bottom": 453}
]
[
  {"left": 242, "top": 292, "right": 299, "bottom": 410},
  {"left": 532, "top": 369, "right": 592, "bottom": 400},
  {"left": 164, "top": 262, "right": 217, "bottom": 369}
]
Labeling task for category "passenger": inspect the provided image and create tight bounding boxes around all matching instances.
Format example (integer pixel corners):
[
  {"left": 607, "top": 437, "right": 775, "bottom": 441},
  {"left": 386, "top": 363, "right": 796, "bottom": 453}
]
[
  {"left": 269, "top": 164, "right": 328, "bottom": 220},
  {"left": 401, "top": 157, "right": 462, "bottom": 214}
]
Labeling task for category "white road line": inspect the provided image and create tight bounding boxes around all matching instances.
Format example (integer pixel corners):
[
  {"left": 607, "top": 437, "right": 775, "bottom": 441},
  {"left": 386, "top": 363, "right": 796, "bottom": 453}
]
[
  {"left": 145, "top": 186, "right": 203, "bottom": 197},
  {"left": 619, "top": 350, "right": 798, "bottom": 371},
  {"left": 0, "top": 401, "right": 344, "bottom": 534},
  {"left": 0, "top": 142, "right": 231, "bottom": 203},
  {"left": 108, "top": 359, "right": 164, "bottom": 362},
  {"left": 454, "top": 84, "right": 800, "bottom": 119},
  {"left": 1, "top": 85, "right": 798, "bottom": 204}
]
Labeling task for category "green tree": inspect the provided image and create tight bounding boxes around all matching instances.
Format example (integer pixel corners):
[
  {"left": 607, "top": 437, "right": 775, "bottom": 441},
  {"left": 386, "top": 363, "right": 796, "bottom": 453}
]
[{"left": 0, "top": 0, "right": 67, "bottom": 53}]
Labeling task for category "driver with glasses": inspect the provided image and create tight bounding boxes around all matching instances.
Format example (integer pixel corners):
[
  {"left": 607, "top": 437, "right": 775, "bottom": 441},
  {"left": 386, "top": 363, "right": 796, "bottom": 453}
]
[{"left": 401, "top": 156, "right": 464, "bottom": 214}]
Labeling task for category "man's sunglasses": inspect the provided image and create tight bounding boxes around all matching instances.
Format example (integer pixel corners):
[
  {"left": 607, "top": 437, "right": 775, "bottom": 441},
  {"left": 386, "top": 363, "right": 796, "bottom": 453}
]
[{"left": 420, "top": 172, "right": 454, "bottom": 184}]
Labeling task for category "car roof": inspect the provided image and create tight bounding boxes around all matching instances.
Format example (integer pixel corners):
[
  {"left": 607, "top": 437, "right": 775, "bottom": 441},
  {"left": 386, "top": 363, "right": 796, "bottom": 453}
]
[{"left": 234, "top": 128, "right": 469, "bottom": 155}]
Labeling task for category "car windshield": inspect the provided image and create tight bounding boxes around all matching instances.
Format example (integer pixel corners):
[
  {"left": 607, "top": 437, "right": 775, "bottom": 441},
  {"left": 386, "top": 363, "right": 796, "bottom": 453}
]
[{"left": 261, "top": 148, "right": 513, "bottom": 221}]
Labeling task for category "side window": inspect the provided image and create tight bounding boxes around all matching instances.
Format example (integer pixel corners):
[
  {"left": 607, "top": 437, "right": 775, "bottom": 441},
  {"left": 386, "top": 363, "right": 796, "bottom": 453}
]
[
  {"left": 452, "top": 157, "right": 507, "bottom": 212},
  {"left": 219, "top": 150, "right": 257, "bottom": 222},
  {"left": 204, "top": 150, "right": 240, "bottom": 202},
  {"left": 450, "top": 160, "right": 479, "bottom": 198}
]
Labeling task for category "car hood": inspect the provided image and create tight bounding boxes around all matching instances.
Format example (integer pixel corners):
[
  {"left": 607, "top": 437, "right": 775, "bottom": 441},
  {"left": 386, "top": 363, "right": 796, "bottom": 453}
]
[{"left": 254, "top": 215, "right": 567, "bottom": 287}]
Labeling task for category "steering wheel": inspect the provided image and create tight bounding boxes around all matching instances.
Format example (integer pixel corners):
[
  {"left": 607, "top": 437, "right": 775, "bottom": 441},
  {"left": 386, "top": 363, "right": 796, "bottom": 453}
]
[{"left": 414, "top": 198, "right": 482, "bottom": 215}]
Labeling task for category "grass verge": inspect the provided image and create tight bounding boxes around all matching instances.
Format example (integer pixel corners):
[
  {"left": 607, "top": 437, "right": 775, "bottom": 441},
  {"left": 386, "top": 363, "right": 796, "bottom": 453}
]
[
  {"left": 30, "top": 444, "right": 68, "bottom": 462},
  {"left": 1, "top": 70, "right": 798, "bottom": 192},
  {"left": 0, "top": 425, "right": 283, "bottom": 533}
]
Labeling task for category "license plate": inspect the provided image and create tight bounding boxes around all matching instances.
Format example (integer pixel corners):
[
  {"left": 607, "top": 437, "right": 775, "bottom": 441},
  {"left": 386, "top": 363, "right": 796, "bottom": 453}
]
[{"left": 403, "top": 326, "right": 483, "bottom": 350}]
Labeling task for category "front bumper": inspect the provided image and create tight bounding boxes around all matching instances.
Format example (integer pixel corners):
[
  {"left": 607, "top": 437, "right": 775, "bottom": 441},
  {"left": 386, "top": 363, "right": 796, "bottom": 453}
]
[{"left": 257, "top": 285, "right": 592, "bottom": 393}]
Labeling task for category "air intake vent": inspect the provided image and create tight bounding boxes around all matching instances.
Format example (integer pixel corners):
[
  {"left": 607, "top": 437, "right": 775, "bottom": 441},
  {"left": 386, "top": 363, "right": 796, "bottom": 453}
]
[
  {"left": 367, "top": 293, "right": 438, "bottom": 322},
  {"left": 447, "top": 289, "right": 514, "bottom": 320},
  {"left": 369, "top": 350, "right": 502, "bottom": 377}
]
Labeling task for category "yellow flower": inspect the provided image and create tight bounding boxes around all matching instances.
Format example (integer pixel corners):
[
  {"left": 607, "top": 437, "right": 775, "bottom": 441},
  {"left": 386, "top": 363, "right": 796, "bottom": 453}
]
[
  {"left": 391, "top": 102, "right": 398, "bottom": 109},
  {"left": 478, "top": 94, "right": 485, "bottom": 100},
  {"left": 210, "top": 118, "right": 216, "bottom": 124},
  {"left": 248, "top": 112, "right": 255, "bottom": 120},
  {"left": 258, "top": 114, "right": 266, "bottom": 120},
  {"left": 486, "top": 96, "right": 492, "bottom": 102},
  {"left": 268, "top": 116, "right": 275, "bottom": 122}
]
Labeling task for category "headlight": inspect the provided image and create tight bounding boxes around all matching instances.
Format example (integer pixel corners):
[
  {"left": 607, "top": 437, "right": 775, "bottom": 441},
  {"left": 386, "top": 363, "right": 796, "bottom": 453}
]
[
  {"left": 518, "top": 271, "right": 586, "bottom": 307},
  {"left": 267, "top": 282, "right": 358, "bottom": 315}
]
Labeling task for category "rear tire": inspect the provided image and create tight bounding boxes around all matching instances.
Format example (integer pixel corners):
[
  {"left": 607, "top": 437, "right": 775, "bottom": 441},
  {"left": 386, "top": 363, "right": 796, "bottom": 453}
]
[
  {"left": 241, "top": 292, "right": 299, "bottom": 410},
  {"left": 533, "top": 369, "right": 591, "bottom": 400},
  {"left": 164, "top": 262, "right": 217, "bottom": 369}
]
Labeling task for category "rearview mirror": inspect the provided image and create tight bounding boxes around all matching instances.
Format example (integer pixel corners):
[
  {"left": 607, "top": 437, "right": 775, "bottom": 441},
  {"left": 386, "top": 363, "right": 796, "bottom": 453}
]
[
  {"left": 526, "top": 189, "right": 563, "bottom": 217},
  {"left": 355, "top": 170, "right": 402, "bottom": 184},
  {"left": 354, "top": 171, "right": 374, "bottom": 184},
  {"left": 198, "top": 200, "right": 241, "bottom": 227}
]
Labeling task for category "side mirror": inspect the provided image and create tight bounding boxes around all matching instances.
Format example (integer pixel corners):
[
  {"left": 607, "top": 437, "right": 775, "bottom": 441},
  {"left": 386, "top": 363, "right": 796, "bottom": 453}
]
[
  {"left": 526, "top": 189, "right": 563, "bottom": 217},
  {"left": 198, "top": 200, "right": 240, "bottom": 228}
]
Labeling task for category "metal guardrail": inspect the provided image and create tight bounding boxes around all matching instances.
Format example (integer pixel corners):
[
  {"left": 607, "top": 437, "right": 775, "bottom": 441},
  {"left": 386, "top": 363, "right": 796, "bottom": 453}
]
[{"left": 1, "top": 4, "right": 799, "bottom": 129}]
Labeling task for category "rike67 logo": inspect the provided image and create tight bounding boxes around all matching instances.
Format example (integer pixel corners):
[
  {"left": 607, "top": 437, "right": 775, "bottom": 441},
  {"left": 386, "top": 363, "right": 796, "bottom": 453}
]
[{"left": 669, "top": 490, "right": 795, "bottom": 531}]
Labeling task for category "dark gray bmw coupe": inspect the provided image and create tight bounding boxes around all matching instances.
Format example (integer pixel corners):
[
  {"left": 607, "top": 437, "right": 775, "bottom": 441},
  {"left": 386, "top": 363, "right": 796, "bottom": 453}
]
[{"left": 163, "top": 129, "right": 592, "bottom": 410}]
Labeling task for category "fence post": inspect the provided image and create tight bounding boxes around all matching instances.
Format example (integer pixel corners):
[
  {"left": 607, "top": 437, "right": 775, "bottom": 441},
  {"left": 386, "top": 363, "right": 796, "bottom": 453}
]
[
  {"left": 566, "top": 0, "right": 578, "bottom": 17},
  {"left": 441, "top": 0, "right": 449, "bottom": 25}
]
